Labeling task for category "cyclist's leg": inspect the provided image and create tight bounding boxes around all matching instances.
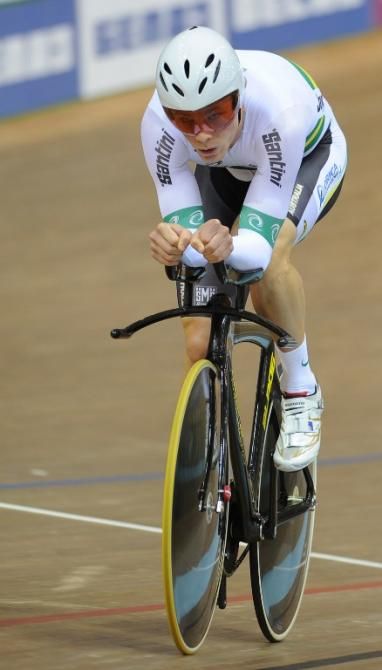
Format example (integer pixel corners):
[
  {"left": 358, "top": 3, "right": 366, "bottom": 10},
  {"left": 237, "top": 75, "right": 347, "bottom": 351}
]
[
  {"left": 252, "top": 117, "right": 347, "bottom": 470},
  {"left": 179, "top": 166, "right": 249, "bottom": 368},
  {"left": 250, "top": 219, "right": 305, "bottom": 346},
  {"left": 180, "top": 316, "right": 212, "bottom": 369},
  {"left": 251, "top": 117, "right": 347, "bottom": 376},
  {"left": 294, "top": 117, "right": 347, "bottom": 243}
]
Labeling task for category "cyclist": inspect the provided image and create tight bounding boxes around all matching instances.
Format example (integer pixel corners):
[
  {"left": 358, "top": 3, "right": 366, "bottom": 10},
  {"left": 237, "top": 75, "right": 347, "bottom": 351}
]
[{"left": 141, "top": 26, "right": 347, "bottom": 472}]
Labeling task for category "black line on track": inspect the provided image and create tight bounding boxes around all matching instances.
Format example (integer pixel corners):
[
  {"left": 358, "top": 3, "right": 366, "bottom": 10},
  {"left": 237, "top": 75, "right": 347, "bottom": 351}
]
[{"left": 256, "top": 649, "right": 382, "bottom": 669}]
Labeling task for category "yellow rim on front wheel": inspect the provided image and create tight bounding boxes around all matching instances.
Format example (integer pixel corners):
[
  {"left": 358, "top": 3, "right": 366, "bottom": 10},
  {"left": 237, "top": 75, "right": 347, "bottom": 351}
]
[{"left": 162, "top": 359, "right": 218, "bottom": 655}]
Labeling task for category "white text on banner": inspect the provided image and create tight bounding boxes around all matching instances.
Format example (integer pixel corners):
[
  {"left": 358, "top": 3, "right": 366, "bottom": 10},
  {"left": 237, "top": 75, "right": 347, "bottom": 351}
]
[{"left": 77, "top": 0, "right": 227, "bottom": 99}]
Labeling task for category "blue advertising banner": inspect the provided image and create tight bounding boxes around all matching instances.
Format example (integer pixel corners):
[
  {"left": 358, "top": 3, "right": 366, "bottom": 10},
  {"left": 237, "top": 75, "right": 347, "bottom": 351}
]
[
  {"left": 227, "top": 0, "right": 372, "bottom": 51},
  {"left": 77, "top": 0, "right": 227, "bottom": 99},
  {"left": 0, "top": 0, "right": 78, "bottom": 118},
  {"left": 0, "top": 0, "right": 378, "bottom": 118}
]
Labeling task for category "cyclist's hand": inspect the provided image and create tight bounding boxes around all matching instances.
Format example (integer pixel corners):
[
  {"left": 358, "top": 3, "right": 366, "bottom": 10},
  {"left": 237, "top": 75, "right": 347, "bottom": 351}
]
[
  {"left": 149, "top": 222, "right": 192, "bottom": 265},
  {"left": 190, "top": 219, "right": 233, "bottom": 263}
]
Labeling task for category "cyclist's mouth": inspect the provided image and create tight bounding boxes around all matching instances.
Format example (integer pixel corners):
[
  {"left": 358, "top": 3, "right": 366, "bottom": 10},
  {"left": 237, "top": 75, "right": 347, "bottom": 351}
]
[{"left": 197, "top": 147, "right": 219, "bottom": 158}]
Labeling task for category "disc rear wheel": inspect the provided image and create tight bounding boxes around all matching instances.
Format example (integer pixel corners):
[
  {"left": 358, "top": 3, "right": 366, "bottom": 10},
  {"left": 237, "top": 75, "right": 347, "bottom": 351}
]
[{"left": 250, "top": 408, "right": 317, "bottom": 642}]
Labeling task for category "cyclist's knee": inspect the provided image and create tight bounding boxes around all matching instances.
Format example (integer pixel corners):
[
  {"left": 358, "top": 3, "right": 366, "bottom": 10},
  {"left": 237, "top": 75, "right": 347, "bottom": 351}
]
[{"left": 182, "top": 317, "right": 210, "bottom": 365}]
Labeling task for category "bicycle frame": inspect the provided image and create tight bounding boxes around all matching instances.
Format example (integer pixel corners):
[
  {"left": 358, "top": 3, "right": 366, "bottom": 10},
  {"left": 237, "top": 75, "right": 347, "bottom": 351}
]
[
  {"left": 111, "top": 265, "right": 316, "bottom": 545},
  {"left": 201, "top": 293, "right": 311, "bottom": 547},
  {"left": 214, "top": 311, "right": 316, "bottom": 545}
]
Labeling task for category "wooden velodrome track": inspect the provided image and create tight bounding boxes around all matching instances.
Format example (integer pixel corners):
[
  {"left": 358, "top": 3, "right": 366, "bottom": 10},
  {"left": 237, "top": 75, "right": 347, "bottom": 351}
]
[{"left": 1, "top": 30, "right": 382, "bottom": 670}]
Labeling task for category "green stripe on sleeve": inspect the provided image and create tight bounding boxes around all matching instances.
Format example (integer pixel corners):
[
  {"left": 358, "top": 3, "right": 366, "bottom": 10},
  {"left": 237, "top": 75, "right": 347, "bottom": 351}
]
[
  {"left": 164, "top": 206, "right": 204, "bottom": 229},
  {"left": 289, "top": 60, "right": 318, "bottom": 90},
  {"left": 305, "top": 115, "right": 325, "bottom": 153},
  {"left": 239, "top": 206, "right": 283, "bottom": 247}
]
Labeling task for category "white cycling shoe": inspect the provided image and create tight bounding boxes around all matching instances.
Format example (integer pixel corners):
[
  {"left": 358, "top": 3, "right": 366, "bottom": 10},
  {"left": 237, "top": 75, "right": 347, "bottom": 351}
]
[{"left": 273, "top": 385, "right": 324, "bottom": 472}]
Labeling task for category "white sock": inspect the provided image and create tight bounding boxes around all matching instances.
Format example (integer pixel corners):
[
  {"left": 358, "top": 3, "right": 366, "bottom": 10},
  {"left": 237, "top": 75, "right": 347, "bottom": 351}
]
[{"left": 276, "top": 336, "right": 317, "bottom": 395}]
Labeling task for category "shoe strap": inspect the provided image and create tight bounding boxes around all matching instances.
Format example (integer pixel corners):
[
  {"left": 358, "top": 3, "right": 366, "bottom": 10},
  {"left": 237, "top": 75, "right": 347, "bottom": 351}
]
[{"left": 283, "top": 414, "right": 321, "bottom": 434}]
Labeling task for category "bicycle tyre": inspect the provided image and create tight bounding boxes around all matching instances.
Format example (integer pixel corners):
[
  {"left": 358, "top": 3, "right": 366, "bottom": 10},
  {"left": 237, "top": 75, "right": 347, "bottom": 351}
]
[
  {"left": 162, "top": 359, "right": 228, "bottom": 654},
  {"left": 249, "top": 407, "right": 317, "bottom": 642}
]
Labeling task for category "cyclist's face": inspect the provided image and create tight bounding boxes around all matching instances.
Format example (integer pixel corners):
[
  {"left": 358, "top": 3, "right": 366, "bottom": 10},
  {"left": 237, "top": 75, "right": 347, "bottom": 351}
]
[
  {"left": 186, "top": 111, "right": 242, "bottom": 163},
  {"left": 164, "top": 92, "right": 242, "bottom": 163}
]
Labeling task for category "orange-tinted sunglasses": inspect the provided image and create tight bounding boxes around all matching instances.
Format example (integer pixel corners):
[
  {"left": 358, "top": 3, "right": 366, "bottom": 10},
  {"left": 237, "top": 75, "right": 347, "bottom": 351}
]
[{"left": 163, "top": 91, "right": 239, "bottom": 135}]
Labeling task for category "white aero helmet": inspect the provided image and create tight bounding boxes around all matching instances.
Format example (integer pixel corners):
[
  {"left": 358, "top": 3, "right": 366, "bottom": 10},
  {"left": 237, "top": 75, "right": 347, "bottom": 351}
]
[{"left": 156, "top": 26, "right": 245, "bottom": 111}]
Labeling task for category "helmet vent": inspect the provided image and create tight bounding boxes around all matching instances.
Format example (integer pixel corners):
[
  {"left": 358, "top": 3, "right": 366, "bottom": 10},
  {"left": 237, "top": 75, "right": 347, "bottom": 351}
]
[
  {"left": 184, "top": 59, "right": 190, "bottom": 78},
  {"left": 159, "top": 72, "right": 168, "bottom": 91},
  {"left": 164, "top": 62, "right": 172, "bottom": 75},
  {"left": 172, "top": 83, "right": 184, "bottom": 97},
  {"left": 205, "top": 53, "right": 215, "bottom": 68},
  {"left": 213, "top": 60, "right": 221, "bottom": 83},
  {"left": 198, "top": 77, "right": 208, "bottom": 94}
]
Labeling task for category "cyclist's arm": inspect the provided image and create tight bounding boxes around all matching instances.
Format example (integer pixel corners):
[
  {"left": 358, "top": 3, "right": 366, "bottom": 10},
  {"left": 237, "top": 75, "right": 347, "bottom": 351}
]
[
  {"left": 141, "top": 102, "right": 208, "bottom": 266},
  {"left": 141, "top": 103, "right": 203, "bottom": 219},
  {"left": 226, "top": 105, "right": 309, "bottom": 271}
]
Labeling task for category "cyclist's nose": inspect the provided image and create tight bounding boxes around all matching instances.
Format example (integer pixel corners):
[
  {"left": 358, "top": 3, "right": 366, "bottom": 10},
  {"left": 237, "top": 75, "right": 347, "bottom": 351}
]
[{"left": 193, "top": 123, "right": 214, "bottom": 138}]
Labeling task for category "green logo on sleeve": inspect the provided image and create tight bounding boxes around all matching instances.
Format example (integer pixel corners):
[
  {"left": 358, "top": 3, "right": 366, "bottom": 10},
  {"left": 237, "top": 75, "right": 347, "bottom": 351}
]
[
  {"left": 164, "top": 206, "right": 204, "bottom": 229},
  {"left": 239, "top": 206, "right": 283, "bottom": 247}
]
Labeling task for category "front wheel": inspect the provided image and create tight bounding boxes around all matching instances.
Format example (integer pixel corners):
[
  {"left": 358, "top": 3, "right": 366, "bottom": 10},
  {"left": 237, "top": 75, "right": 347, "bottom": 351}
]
[
  {"left": 162, "top": 360, "right": 228, "bottom": 654},
  {"left": 249, "top": 408, "right": 317, "bottom": 642}
]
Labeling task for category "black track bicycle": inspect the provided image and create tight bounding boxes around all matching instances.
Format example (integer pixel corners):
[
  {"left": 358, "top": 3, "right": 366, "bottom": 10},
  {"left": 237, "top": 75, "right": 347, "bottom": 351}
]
[{"left": 111, "top": 263, "right": 317, "bottom": 655}]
